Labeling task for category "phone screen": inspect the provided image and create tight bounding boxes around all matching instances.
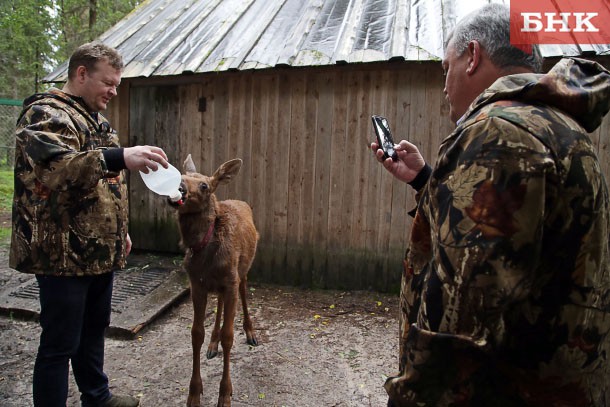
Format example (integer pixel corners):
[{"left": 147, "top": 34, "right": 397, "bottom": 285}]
[{"left": 371, "top": 115, "right": 398, "bottom": 161}]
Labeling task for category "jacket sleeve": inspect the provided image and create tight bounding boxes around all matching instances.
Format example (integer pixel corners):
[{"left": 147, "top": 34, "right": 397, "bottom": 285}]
[
  {"left": 16, "top": 103, "right": 110, "bottom": 191},
  {"left": 386, "top": 117, "right": 557, "bottom": 405}
]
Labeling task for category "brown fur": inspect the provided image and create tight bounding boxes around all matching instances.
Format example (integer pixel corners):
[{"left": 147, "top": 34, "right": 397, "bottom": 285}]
[{"left": 169, "top": 155, "right": 259, "bottom": 407}]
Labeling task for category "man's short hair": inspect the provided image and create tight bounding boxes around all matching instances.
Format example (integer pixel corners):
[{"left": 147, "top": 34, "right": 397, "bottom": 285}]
[
  {"left": 445, "top": 4, "right": 542, "bottom": 73},
  {"left": 67, "top": 42, "right": 124, "bottom": 80}
]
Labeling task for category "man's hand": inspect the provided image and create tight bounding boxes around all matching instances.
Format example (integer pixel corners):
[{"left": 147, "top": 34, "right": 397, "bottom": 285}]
[
  {"left": 126, "top": 233, "right": 132, "bottom": 256},
  {"left": 371, "top": 140, "right": 426, "bottom": 183},
  {"left": 123, "top": 145, "right": 169, "bottom": 173}
]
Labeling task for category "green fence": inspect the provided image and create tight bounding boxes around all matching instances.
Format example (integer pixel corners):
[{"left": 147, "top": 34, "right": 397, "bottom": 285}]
[{"left": 0, "top": 99, "right": 22, "bottom": 168}]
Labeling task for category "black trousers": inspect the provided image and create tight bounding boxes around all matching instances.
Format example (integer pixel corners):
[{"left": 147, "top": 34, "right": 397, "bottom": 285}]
[{"left": 33, "top": 272, "right": 114, "bottom": 407}]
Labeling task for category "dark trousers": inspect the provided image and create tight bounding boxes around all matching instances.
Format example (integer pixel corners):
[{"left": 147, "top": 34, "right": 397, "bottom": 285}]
[{"left": 33, "top": 272, "right": 114, "bottom": 407}]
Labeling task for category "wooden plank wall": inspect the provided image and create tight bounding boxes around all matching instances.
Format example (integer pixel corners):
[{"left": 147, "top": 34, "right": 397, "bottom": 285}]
[
  {"left": 121, "top": 61, "right": 451, "bottom": 292},
  {"left": 115, "top": 57, "right": 610, "bottom": 292}
]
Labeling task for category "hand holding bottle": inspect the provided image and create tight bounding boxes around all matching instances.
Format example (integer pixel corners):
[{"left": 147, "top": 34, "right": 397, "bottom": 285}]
[{"left": 124, "top": 145, "right": 169, "bottom": 173}]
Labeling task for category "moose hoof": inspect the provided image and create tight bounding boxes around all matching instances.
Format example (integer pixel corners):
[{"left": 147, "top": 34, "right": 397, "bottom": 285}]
[
  {"left": 247, "top": 336, "right": 259, "bottom": 347},
  {"left": 217, "top": 395, "right": 231, "bottom": 407},
  {"left": 187, "top": 394, "right": 201, "bottom": 407}
]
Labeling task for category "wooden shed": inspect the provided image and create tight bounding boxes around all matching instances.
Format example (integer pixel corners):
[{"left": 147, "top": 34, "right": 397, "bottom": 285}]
[{"left": 46, "top": 0, "right": 610, "bottom": 292}]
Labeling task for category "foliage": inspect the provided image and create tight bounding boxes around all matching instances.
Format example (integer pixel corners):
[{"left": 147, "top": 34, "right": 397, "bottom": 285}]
[
  {"left": 0, "top": 0, "right": 142, "bottom": 100},
  {"left": 56, "top": 0, "right": 142, "bottom": 64},
  {"left": 0, "top": 0, "right": 57, "bottom": 98}
]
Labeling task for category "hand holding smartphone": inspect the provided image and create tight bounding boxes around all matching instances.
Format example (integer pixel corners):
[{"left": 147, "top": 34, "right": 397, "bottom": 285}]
[{"left": 371, "top": 115, "right": 398, "bottom": 161}]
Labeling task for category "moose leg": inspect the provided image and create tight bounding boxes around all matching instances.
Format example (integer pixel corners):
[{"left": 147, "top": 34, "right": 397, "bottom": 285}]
[
  {"left": 187, "top": 283, "right": 208, "bottom": 407},
  {"left": 239, "top": 278, "right": 258, "bottom": 346},
  {"left": 217, "top": 285, "right": 238, "bottom": 407},
  {"left": 207, "top": 293, "right": 224, "bottom": 359}
]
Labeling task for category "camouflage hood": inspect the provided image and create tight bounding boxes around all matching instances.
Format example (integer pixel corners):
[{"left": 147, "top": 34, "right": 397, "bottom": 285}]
[
  {"left": 21, "top": 89, "right": 95, "bottom": 123},
  {"left": 473, "top": 57, "right": 610, "bottom": 133}
]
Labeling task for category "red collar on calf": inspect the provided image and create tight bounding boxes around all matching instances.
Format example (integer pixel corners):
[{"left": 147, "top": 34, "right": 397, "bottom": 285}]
[{"left": 190, "top": 219, "right": 216, "bottom": 253}]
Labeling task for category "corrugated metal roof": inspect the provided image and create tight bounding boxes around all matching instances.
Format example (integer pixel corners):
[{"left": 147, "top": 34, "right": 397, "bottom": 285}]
[{"left": 44, "top": 0, "right": 610, "bottom": 82}]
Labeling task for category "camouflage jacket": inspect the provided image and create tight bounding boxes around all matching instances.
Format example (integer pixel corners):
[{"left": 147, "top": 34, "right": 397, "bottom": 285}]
[
  {"left": 386, "top": 58, "right": 610, "bottom": 406},
  {"left": 10, "top": 88, "right": 129, "bottom": 276}
]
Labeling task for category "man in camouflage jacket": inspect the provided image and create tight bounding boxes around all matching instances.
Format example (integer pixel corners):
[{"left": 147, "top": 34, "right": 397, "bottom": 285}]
[
  {"left": 11, "top": 88, "right": 129, "bottom": 275},
  {"left": 11, "top": 42, "right": 169, "bottom": 407},
  {"left": 372, "top": 5, "right": 610, "bottom": 406}
]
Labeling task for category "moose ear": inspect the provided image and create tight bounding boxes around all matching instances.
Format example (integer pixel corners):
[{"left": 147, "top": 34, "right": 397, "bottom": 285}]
[
  {"left": 183, "top": 154, "right": 197, "bottom": 173},
  {"left": 214, "top": 158, "right": 242, "bottom": 185}
]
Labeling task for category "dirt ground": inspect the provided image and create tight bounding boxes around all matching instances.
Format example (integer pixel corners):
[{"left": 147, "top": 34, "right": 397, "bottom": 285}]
[{"left": 0, "top": 237, "right": 400, "bottom": 407}]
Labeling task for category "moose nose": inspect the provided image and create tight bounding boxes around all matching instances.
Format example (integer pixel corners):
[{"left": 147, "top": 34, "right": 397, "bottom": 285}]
[{"left": 178, "top": 183, "right": 186, "bottom": 197}]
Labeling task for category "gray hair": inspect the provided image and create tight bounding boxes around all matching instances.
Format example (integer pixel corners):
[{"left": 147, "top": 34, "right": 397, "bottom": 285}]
[
  {"left": 67, "top": 42, "right": 124, "bottom": 80},
  {"left": 445, "top": 3, "right": 541, "bottom": 73}
]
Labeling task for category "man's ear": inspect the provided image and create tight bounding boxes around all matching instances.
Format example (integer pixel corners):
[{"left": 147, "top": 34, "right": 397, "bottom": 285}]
[
  {"left": 465, "top": 40, "right": 482, "bottom": 75},
  {"left": 75, "top": 65, "right": 88, "bottom": 83}
]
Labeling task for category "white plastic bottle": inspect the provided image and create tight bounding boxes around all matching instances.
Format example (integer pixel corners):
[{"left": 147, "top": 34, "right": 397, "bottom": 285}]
[{"left": 139, "top": 163, "right": 182, "bottom": 201}]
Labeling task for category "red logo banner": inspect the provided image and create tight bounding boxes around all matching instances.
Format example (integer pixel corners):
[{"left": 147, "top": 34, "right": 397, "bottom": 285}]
[{"left": 510, "top": 0, "right": 610, "bottom": 45}]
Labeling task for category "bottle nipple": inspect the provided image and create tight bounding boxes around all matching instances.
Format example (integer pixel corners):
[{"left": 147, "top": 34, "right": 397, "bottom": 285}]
[{"left": 168, "top": 189, "right": 182, "bottom": 202}]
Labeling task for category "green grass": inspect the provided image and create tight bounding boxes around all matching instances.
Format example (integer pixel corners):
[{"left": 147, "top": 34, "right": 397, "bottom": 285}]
[
  {"left": 0, "top": 226, "right": 9, "bottom": 242},
  {"left": 0, "top": 168, "right": 13, "bottom": 246},
  {"left": 0, "top": 169, "right": 13, "bottom": 212}
]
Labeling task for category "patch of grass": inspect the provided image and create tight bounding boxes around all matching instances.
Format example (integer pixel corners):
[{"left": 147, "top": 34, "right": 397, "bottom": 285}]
[
  {"left": 0, "top": 168, "right": 13, "bottom": 247},
  {"left": 0, "top": 226, "right": 10, "bottom": 242},
  {"left": 0, "top": 169, "right": 13, "bottom": 212}
]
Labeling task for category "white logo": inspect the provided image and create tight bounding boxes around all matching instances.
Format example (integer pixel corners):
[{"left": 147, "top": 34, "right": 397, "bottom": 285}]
[{"left": 521, "top": 12, "right": 599, "bottom": 32}]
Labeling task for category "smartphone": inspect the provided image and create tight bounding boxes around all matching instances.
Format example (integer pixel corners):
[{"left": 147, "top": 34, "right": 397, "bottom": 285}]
[{"left": 371, "top": 115, "right": 398, "bottom": 161}]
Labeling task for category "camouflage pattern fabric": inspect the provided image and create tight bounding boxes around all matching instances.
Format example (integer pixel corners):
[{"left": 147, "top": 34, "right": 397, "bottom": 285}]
[
  {"left": 385, "top": 58, "right": 610, "bottom": 406},
  {"left": 10, "top": 88, "right": 128, "bottom": 276}
]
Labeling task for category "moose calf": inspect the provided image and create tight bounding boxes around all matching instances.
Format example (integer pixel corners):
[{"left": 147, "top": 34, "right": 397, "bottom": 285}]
[{"left": 169, "top": 155, "right": 259, "bottom": 407}]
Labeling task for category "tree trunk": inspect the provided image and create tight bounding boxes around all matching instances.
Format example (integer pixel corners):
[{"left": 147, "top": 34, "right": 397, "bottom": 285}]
[{"left": 89, "top": 0, "right": 97, "bottom": 40}]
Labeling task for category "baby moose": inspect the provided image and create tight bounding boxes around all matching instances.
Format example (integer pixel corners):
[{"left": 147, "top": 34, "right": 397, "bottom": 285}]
[{"left": 168, "top": 155, "right": 259, "bottom": 407}]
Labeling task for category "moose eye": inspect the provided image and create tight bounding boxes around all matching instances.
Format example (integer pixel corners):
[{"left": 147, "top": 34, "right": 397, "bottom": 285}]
[{"left": 199, "top": 182, "right": 209, "bottom": 191}]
